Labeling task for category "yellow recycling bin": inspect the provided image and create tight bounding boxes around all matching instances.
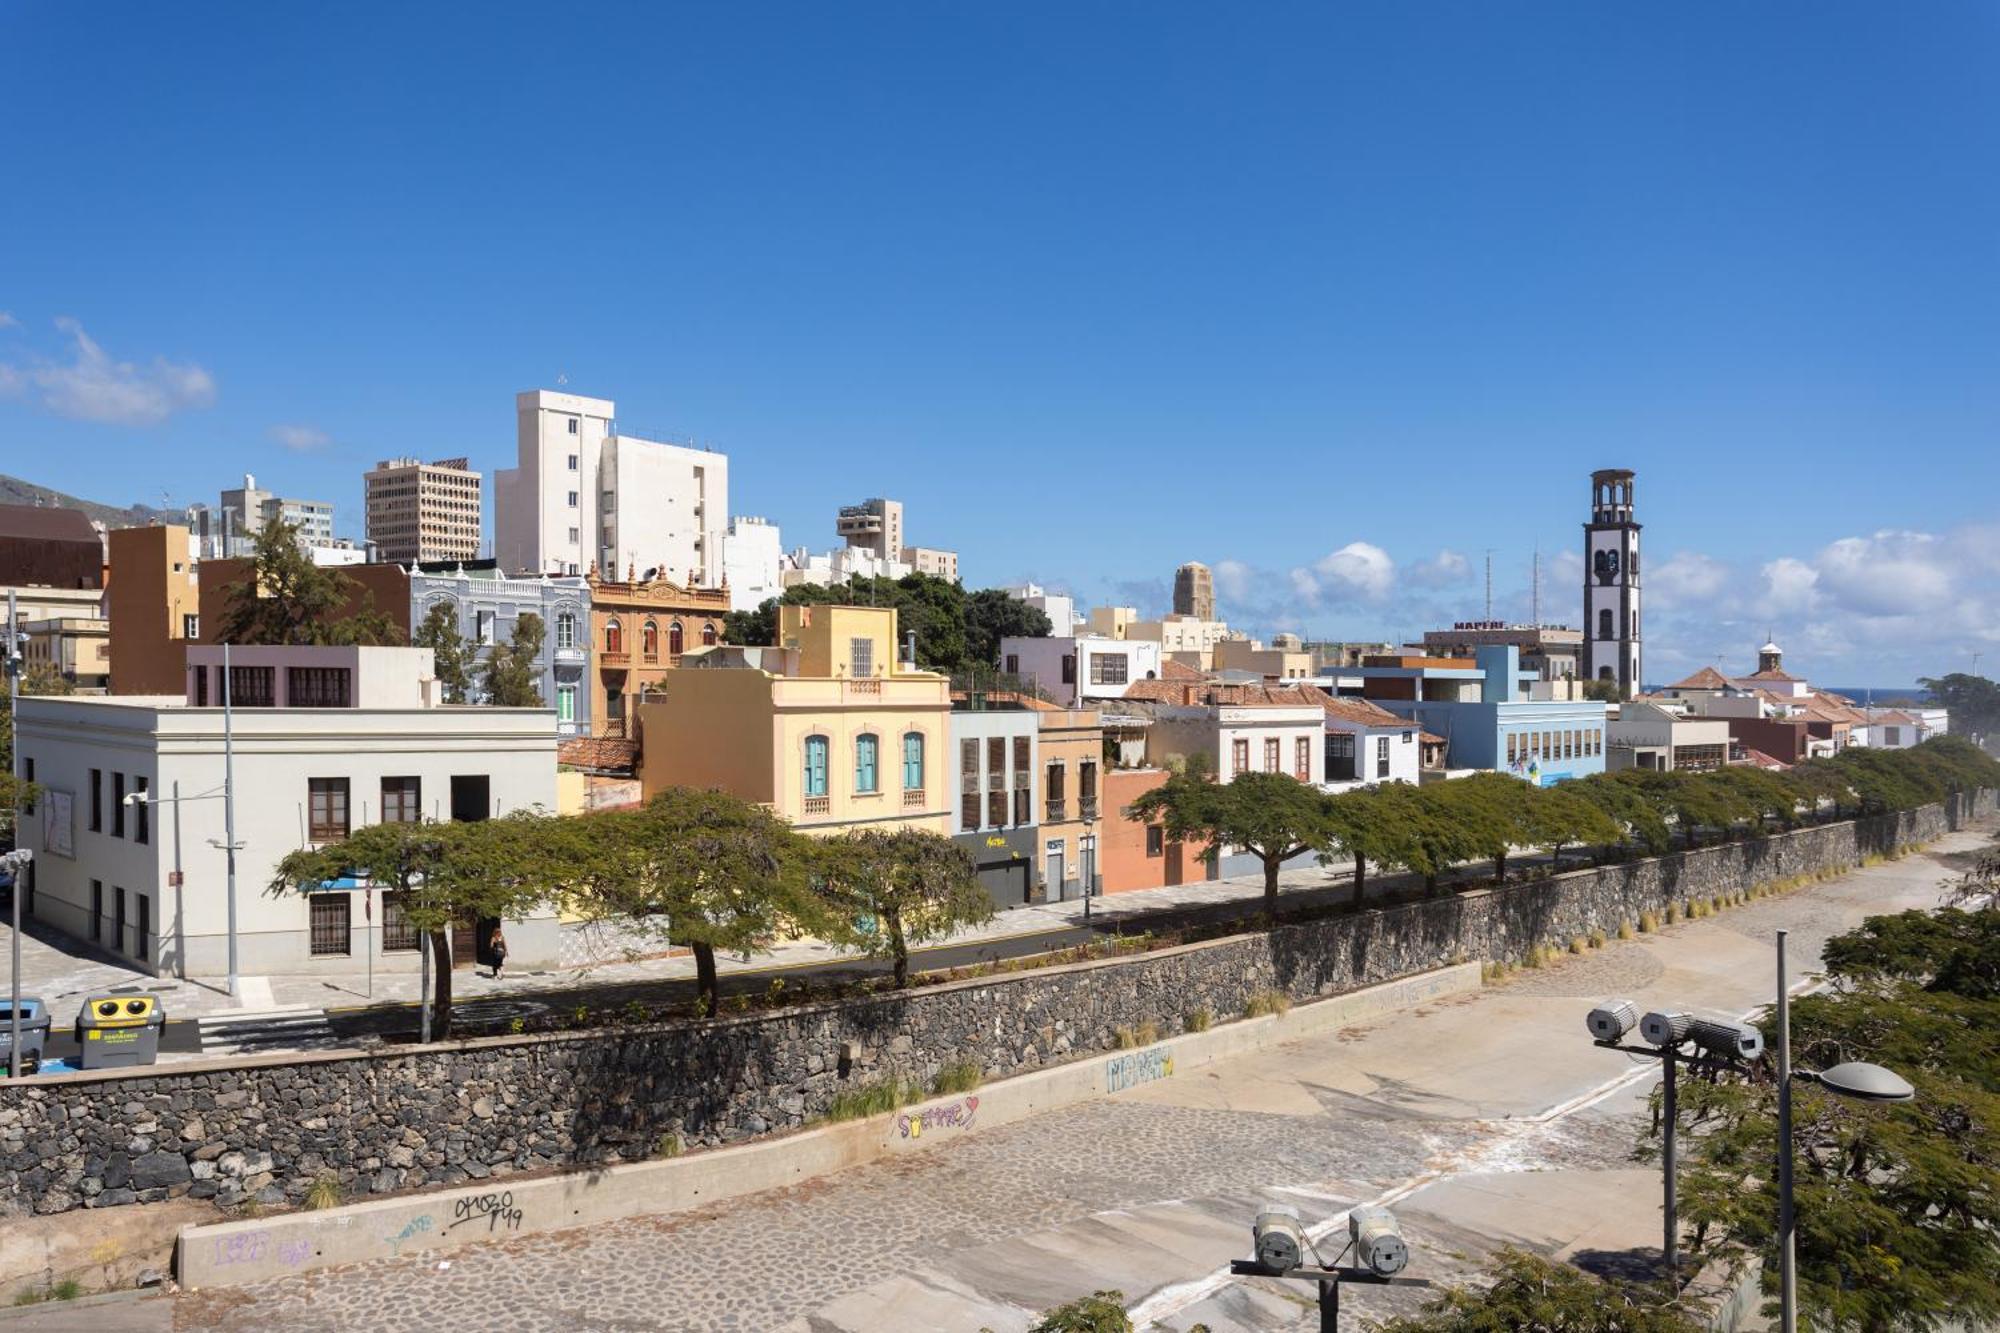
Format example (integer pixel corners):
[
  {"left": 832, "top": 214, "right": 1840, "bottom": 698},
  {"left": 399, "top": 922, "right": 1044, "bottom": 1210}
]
[{"left": 75, "top": 994, "right": 165, "bottom": 1070}]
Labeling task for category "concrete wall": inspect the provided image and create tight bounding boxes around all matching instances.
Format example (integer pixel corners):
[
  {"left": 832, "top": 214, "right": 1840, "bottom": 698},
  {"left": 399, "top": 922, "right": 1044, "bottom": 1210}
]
[{"left": 3, "top": 792, "right": 1990, "bottom": 1221}]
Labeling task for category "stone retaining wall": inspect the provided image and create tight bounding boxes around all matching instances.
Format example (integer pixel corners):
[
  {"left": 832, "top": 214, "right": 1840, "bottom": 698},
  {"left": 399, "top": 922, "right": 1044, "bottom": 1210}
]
[{"left": 1, "top": 794, "right": 1988, "bottom": 1219}]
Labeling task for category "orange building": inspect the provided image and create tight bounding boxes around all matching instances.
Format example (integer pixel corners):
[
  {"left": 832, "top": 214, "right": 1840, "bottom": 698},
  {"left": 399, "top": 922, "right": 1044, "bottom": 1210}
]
[
  {"left": 106, "top": 525, "right": 201, "bottom": 694},
  {"left": 1101, "top": 767, "right": 1213, "bottom": 894},
  {"left": 588, "top": 569, "right": 730, "bottom": 736}
]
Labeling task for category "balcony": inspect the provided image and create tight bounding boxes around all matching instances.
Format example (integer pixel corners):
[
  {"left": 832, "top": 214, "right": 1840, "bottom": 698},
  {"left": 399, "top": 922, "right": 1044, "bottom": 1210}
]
[
  {"left": 802, "top": 795, "right": 832, "bottom": 816},
  {"left": 600, "top": 650, "right": 630, "bottom": 667},
  {"left": 847, "top": 678, "right": 882, "bottom": 697},
  {"left": 554, "top": 646, "right": 586, "bottom": 666},
  {"left": 1046, "top": 799, "right": 1067, "bottom": 823},
  {"left": 902, "top": 788, "right": 926, "bottom": 809},
  {"left": 1079, "top": 798, "right": 1099, "bottom": 821}
]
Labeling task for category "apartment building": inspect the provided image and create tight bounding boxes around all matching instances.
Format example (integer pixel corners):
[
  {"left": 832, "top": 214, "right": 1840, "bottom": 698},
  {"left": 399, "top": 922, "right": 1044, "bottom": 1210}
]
[
  {"left": 364, "top": 456, "right": 483, "bottom": 563},
  {"left": 11, "top": 645, "right": 559, "bottom": 976},
  {"left": 0, "top": 503, "right": 102, "bottom": 590},
  {"left": 21, "top": 617, "right": 108, "bottom": 690},
  {"left": 949, "top": 695, "right": 1042, "bottom": 908},
  {"left": 410, "top": 562, "right": 591, "bottom": 734},
  {"left": 1036, "top": 707, "right": 1104, "bottom": 901},
  {"left": 998, "top": 634, "right": 1163, "bottom": 707},
  {"left": 836, "top": 497, "right": 958, "bottom": 582},
  {"left": 635, "top": 605, "right": 951, "bottom": 838},
  {"left": 213, "top": 474, "right": 338, "bottom": 555},
  {"left": 107, "top": 525, "right": 201, "bottom": 695},
  {"left": 494, "top": 389, "right": 728, "bottom": 587},
  {"left": 589, "top": 570, "right": 730, "bottom": 737}
]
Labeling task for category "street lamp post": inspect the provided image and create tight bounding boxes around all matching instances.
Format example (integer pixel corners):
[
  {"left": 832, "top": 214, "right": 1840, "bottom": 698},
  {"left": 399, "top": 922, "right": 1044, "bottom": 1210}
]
[
  {"left": 5, "top": 588, "right": 26, "bottom": 1081},
  {"left": 124, "top": 784, "right": 229, "bottom": 992},
  {"left": 2, "top": 849, "right": 31, "bottom": 1080}
]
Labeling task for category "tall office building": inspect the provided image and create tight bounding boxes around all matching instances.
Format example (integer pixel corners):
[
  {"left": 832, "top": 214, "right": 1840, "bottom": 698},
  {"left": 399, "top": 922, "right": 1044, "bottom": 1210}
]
[
  {"left": 212, "top": 474, "right": 336, "bottom": 555},
  {"left": 835, "top": 497, "right": 958, "bottom": 582},
  {"left": 494, "top": 389, "right": 728, "bottom": 585},
  {"left": 364, "top": 456, "right": 483, "bottom": 563},
  {"left": 1582, "top": 468, "right": 1643, "bottom": 700},
  {"left": 1173, "top": 561, "right": 1215, "bottom": 620}
]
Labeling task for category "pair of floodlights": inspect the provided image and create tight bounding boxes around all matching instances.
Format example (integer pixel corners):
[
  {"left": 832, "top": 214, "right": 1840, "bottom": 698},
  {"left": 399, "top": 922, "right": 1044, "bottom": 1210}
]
[
  {"left": 1252, "top": 1203, "right": 1408, "bottom": 1278},
  {"left": 1587, "top": 997, "right": 1763, "bottom": 1062}
]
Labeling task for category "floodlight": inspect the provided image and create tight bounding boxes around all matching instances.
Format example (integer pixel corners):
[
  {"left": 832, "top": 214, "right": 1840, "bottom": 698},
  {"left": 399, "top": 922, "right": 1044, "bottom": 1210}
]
[
  {"left": 1816, "top": 1061, "right": 1915, "bottom": 1103},
  {"left": 1349, "top": 1206, "right": 1409, "bottom": 1277},
  {"left": 1586, "top": 998, "right": 1639, "bottom": 1043},
  {"left": 1252, "top": 1205, "right": 1306, "bottom": 1272},
  {"left": 1688, "top": 1015, "right": 1764, "bottom": 1061},
  {"left": 1639, "top": 1010, "right": 1693, "bottom": 1047}
]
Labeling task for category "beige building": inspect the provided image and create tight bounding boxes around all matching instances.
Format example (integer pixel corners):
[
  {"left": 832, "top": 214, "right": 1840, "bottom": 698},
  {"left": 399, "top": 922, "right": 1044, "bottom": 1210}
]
[
  {"left": 1174, "top": 562, "right": 1215, "bottom": 620},
  {"left": 22, "top": 616, "right": 109, "bottom": 690},
  {"left": 364, "top": 456, "right": 483, "bottom": 563},
  {"left": 1215, "top": 635, "right": 1315, "bottom": 680},
  {"left": 637, "top": 604, "right": 951, "bottom": 838},
  {"left": 107, "top": 525, "right": 201, "bottom": 695},
  {"left": 1086, "top": 607, "right": 1236, "bottom": 669},
  {"left": 835, "top": 496, "right": 959, "bottom": 583},
  {"left": 1035, "top": 706, "right": 1104, "bottom": 900},
  {"left": 904, "top": 546, "right": 959, "bottom": 581}
]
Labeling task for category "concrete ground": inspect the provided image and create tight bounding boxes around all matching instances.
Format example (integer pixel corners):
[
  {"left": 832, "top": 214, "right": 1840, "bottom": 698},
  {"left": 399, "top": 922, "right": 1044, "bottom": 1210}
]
[{"left": 132, "top": 826, "right": 1989, "bottom": 1333}]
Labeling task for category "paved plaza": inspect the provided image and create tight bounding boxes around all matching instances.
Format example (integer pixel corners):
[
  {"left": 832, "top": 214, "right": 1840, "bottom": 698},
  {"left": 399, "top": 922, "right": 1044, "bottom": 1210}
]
[{"left": 137, "top": 828, "right": 1987, "bottom": 1333}]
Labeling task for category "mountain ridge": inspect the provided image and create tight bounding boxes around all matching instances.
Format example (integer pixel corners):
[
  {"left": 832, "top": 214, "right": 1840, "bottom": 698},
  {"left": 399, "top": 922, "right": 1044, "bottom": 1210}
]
[{"left": 0, "top": 473, "right": 179, "bottom": 530}]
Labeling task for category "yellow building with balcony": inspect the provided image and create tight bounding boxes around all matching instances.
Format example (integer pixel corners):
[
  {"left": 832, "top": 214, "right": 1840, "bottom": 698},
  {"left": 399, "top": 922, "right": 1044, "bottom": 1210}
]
[{"left": 635, "top": 605, "right": 951, "bottom": 836}]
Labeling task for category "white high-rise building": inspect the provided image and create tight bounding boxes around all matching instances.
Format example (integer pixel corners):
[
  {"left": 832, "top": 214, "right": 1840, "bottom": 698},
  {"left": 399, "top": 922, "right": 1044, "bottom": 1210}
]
[
  {"left": 722, "top": 516, "right": 785, "bottom": 611},
  {"left": 495, "top": 389, "right": 728, "bottom": 586}
]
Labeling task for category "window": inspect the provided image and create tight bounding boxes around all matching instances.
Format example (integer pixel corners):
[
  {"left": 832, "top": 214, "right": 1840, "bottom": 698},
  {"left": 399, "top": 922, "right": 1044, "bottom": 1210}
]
[
  {"left": 1296, "top": 737, "right": 1311, "bottom": 781},
  {"left": 902, "top": 732, "right": 924, "bottom": 791},
  {"left": 1376, "top": 735, "right": 1391, "bottom": 779},
  {"left": 91, "top": 880, "right": 102, "bottom": 942},
  {"left": 567, "top": 527, "right": 580, "bottom": 544},
  {"left": 112, "top": 773, "right": 125, "bottom": 837},
  {"left": 89, "top": 768, "right": 102, "bottom": 831},
  {"left": 642, "top": 620, "right": 659, "bottom": 660},
  {"left": 1061, "top": 654, "right": 1076, "bottom": 685},
  {"left": 309, "top": 894, "right": 351, "bottom": 957},
  {"left": 20, "top": 757, "right": 32, "bottom": 815},
  {"left": 193, "top": 665, "right": 208, "bottom": 706},
  {"left": 566, "top": 418, "right": 579, "bottom": 436},
  {"left": 557, "top": 684, "right": 577, "bottom": 723},
  {"left": 229, "top": 665, "right": 275, "bottom": 707},
  {"left": 601, "top": 492, "right": 614, "bottom": 513},
  {"left": 803, "top": 736, "right": 829, "bottom": 798},
  {"left": 182, "top": 613, "right": 199, "bottom": 639},
  {"left": 1088, "top": 654, "right": 1129, "bottom": 686},
  {"left": 1327, "top": 731, "right": 1357, "bottom": 781},
  {"left": 556, "top": 611, "right": 578, "bottom": 649},
  {"left": 668, "top": 621, "right": 684, "bottom": 657},
  {"left": 1045, "top": 760, "right": 1066, "bottom": 822},
  {"left": 1507, "top": 734, "right": 1519, "bottom": 765},
  {"left": 477, "top": 610, "right": 496, "bottom": 645},
  {"left": 381, "top": 776, "right": 421, "bottom": 824},
  {"left": 1004, "top": 654, "right": 1019, "bottom": 675},
  {"left": 855, "top": 733, "right": 880, "bottom": 793},
  {"left": 850, "top": 636, "right": 874, "bottom": 678},
  {"left": 605, "top": 618, "right": 623, "bottom": 654},
  {"left": 1146, "top": 826, "right": 1164, "bottom": 858},
  {"left": 1232, "top": 738, "right": 1250, "bottom": 776},
  {"left": 960, "top": 738, "right": 980, "bottom": 830},
  {"left": 1598, "top": 608, "right": 1613, "bottom": 639},
  {"left": 308, "top": 778, "right": 351, "bottom": 843},
  {"left": 288, "top": 667, "right": 352, "bottom": 708},
  {"left": 701, "top": 621, "right": 717, "bottom": 646},
  {"left": 1264, "top": 737, "right": 1280, "bottom": 772},
  {"left": 1630, "top": 610, "right": 1639, "bottom": 639},
  {"left": 567, "top": 491, "right": 578, "bottom": 507},
  {"left": 134, "top": 777, "right": 149, "bottom": 845},
  {"left": 381, "top": 892, "right": 420, "bottom": 952},
  {"left": 1079, "top": 760, "right": 1097, "bottom": 818}
]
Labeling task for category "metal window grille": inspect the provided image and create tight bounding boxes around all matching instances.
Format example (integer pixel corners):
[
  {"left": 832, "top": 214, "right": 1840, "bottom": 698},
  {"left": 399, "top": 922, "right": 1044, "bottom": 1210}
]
[
  {"left": 309, "top": 894, "right": 351, "bottom": 957},
  {"left": 287, "top": 667, "right": 352, "bottom": 708},
  {"left": 229, "top": 666, "right": 275, "bottom": 707},
  {"left": 381, "top": 892, "right": 420, "bottom": 952}
]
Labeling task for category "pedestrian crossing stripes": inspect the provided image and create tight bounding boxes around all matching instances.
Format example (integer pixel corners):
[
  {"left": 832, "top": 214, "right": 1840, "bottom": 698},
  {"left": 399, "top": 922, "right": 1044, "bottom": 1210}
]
[{"left": 195, "top": 1006, "right": 341, "bottom": 1057}]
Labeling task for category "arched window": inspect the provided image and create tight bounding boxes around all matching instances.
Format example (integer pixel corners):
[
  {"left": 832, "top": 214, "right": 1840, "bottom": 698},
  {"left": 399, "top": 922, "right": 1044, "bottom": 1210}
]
[
  {"left": 1598, "top": 608, "right": 1613, "bottom": 639},
  {"left": 605, "top": 618, "right": 623, "bottom": 655},
  {"left": 701, "top": 621, "right": 718, "bottom": 646},
  {"left": 642, "top": 619, "right": 659, "bottom": 660},
  {"left": 668, "top": 621, "right": 685, "bottom": 657},
  {"left": 855, "top": 733, "right": 879, "bottom": 793},
  {"left": 902, "top": 732, "right": 925, "bottom": 790},
  {"left": 1598, "top": 666, "right": 1614, "bottom": 682},
  {"left": 803, "top": 735, "right": 830, "bottom": 798},
  {"left": 555, "top": 610, "right": 577, "bottom": 650}
]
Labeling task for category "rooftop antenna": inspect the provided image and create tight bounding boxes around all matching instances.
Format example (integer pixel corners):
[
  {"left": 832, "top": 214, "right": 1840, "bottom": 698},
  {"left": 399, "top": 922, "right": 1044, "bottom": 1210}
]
[
  {"left": 1484, "top": 550, "right": 1493, "bottom": 622},
  {"left": 556, "top": 372, "right": 569, "bottom": 386}
]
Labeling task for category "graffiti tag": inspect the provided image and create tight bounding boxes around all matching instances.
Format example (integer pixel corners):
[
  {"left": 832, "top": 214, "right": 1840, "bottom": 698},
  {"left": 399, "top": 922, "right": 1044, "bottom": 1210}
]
[
  {"left": 208, "top": 1231, "right": 309, "bottom": 1268},
  {"left": 384, "top": 1214, "right": 433, "bottom": 1256},
  {"left": 448, "top": 1190, "right": 525, "bottom": 1234},
  {"left": 1105, "top": 1049, "right": 1174, "bottom": 1093},
  {"left": 896, "top": 1095, "right": 979, "bottom": 1140}
]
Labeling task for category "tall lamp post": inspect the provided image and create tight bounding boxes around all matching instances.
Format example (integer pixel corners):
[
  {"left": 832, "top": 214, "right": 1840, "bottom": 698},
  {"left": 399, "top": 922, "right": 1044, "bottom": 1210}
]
[
  {"left": 5, "top": 588, "right": 27, "bottom": 1080},
  {"left": 2, "top": 849, "right": 31, "bottom": 1080},
  {"left": 124, "top": 784, "right": 229, "bottom": 991}
]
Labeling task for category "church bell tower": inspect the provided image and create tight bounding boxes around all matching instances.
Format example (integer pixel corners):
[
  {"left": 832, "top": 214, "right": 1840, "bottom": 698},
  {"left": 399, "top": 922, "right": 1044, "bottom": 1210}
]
[{"left": 1583, "top": 469, "right": 1642, "bottom": 699}]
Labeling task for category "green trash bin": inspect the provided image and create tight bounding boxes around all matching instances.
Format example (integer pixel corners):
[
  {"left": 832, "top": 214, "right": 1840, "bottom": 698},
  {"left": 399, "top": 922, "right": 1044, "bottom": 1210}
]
[{"left": 75, "top": 994, "right": 165, "bottom": 1070}]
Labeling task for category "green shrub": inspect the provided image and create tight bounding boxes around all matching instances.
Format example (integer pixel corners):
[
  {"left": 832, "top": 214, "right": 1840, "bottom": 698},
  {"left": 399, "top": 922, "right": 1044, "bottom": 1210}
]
[
  {"left": 303, "top": 1173, "right": 343, "bottom": 1211},
  {"left": 1185, "top": 1006, "right": 1212, "bottom": 1033},
  {"left": 1243, "top": 989, "right": 1291, "bottom": 1018},
  {"left": 825, "top": 1079, "right": 922, "bottom": 1122},
  {"left": 1616, "top": 921, "right": 1635, "bottom": 941},
  {"left": 1638, "top": 910, "right": 1661, "bottom": 933},
  {"left": 1589, "top": 928, "right": 1608, "bottom": 949},
  {"left": 655, "top": 1131, "right": 684, "bottom": 1158},
  {"left": 1029, "top": 1289, "right": 1132, "bottom": 1333},
  {"left": 1569, "top": 935, "right": 1589, "bottom": 955},
  {"left": 932, "top": 1059, "right": 982, "bottom": 1095}
]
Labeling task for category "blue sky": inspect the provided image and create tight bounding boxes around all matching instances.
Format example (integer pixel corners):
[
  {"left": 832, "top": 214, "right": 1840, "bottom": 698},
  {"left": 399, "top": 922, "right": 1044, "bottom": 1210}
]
[{"left": 3, "top": 4, "right": 1997, "bottom": 685}]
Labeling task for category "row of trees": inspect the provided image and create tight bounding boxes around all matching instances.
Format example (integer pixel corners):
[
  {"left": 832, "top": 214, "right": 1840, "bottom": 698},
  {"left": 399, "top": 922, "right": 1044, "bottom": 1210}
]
[
  {"left": 1132, "top": 737, "right": 2000, "bottom": 914},
  {"left": 722, "top": 573, "right": 1054, "bottom": 675},
  {"left": 270, "top": 789, "right": 994, "bottom": 1037}
]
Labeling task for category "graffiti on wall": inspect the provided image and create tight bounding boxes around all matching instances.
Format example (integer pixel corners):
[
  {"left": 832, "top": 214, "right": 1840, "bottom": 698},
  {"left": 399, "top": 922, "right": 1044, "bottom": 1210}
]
[
  {"left": 896, "top": 1095, "right": 979, "bottom": 1140},
  {"left": 1105, "top": 1048, "right": 1174, "bottom": 1093}
]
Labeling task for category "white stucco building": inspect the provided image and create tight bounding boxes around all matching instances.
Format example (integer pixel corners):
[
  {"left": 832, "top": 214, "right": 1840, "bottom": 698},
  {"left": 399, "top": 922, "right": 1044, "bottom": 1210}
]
[
  {"left": 11, "top": 646, "right": 559, "bottom": 979},
  {"left": 722, "top": 516, "right": 785, "bottom": 611},
  {"left": 998, "top": 635, "right": 1163, "bottom": 706},
  {"left": 1004, "top": 584, "right": 1080, "bottom": 635},
  {"left": 1144, "top": 702, "right": 1325, "bottom": 785},
  {"left": 495, "top": 389, "right": 728, "bottom": 587}
]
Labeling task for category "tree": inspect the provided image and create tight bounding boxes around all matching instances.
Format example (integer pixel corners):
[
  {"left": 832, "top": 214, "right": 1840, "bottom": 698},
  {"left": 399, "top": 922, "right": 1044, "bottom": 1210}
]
[
  {"left": 816, "top": 827, "right": 994, "bottom": 986},
  {"left": 216, "top": 518, "right": 403, "bottom": 646},
  {"left": 1324, "top": 785, "right": 1406, "bottom": 909},
  {"left": 268, "top": 814, "right": 551, "bottom": 1039},
  {"left": 1580, "top": 677, "right": 1624, "bottom": 704},
  {"left": 482, "top": 612, "right": 546, "bottom": 707},
  {"left": 1524, "top": 784, "right": 1621, "bottom": 866},
  {"left": 1664, "top": 904, "right": 2000, "bottom": 1331},
  {"left": 1369, "top": 1248, "right": 1699, "bottom": 1332},
  {"left": 1, "top": 662, "right": 74, "bottom": 835},
  {"left": 963, "top": 587, "right": 1052, "bottom": 668},
  {"left": 413, "top": 601, "right": 477, "bottom": 704},
  {"left": 1129, "top": 762, "right": 1332, "bottom": 913},
  {"left": 1918, "top": 672, "right": 2000, "bottom": 743},
  {"left": 571, "top": 789, "right": 819, "bottom": 1017},
  {"left": 1028, "top": 1290, "right": 1132, "bottom": 1333},
  {"left": 1441, "top": 772, "right": 1537, "bottom": 881}
]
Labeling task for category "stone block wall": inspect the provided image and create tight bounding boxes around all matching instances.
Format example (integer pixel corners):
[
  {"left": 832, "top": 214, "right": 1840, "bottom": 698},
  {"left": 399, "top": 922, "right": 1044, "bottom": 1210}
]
[{"left": 0, "top": 798, "right": 1982, "bottom": 1219}]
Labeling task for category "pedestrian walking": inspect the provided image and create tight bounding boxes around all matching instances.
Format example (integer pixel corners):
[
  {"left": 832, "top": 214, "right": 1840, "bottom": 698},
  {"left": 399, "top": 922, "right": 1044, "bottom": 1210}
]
[{"left": 488, "top": 925, "right": 508, "bottom": 979}]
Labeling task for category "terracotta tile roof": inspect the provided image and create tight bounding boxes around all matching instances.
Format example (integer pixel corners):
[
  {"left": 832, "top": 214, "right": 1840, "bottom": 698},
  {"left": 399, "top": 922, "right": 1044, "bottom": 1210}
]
[
  {"left": 1743, "top": 668, "right": 1802, "bottom": 682},
  {"left": 558, "top": 736, "right": 639, "bottom": 774},
  {"left": 1420, "top": 731, "right": 1446, "bottom": 745},
  {"left": 1159, "top": 658, "right": 1207, "bottom": 682},
  {"left": 1668, "top": 666, "right": 1731, "bottom": 690},
  {"left": 1315, "top": 693, "right": 1412, "bottom": 729},
  {"left": 1741, "top": 748, "right": 1790, "bottom": 770},
  {"left": 1870, "top": 709, "right": 1918, "bottom": 726},
  {"left": 1818, "top": 690, "right": 1856, "bottom": 705}
]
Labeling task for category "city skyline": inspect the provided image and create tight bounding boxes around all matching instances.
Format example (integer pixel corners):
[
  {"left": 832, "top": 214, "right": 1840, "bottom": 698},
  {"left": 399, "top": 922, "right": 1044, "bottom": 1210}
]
[{"left": 4, "top": 4, "right": 1997, "bottom": 683}]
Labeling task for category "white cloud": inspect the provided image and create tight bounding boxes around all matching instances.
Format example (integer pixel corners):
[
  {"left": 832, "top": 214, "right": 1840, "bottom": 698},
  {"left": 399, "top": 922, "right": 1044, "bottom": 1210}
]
[
  {"left": 1212, "top": 559, "right": 1255, "bottom": 604},
  {"left": 1648, "top": 551, "right": 1733, "bottom": 609},
  {"left": 1758, "top": 557, "right": 1820, "bottom": 617},
  {"left": 268, "top": 423, "right": 331, "bottom": 453},
  {"left": 1814, "top": 530, "right": 1953, "bottom": 616},
  {"left": 1406, "top": 549, "right": 1472, "bottom": 588},
  {"left": 0, "top": 312, "right": 18, "bottom": 330},
  {"left": 1291, "top": 541, "right": 1396, "bottom": 605},
  {"left": 0, "top": 317, "right": 215, "bottom": 426}
]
